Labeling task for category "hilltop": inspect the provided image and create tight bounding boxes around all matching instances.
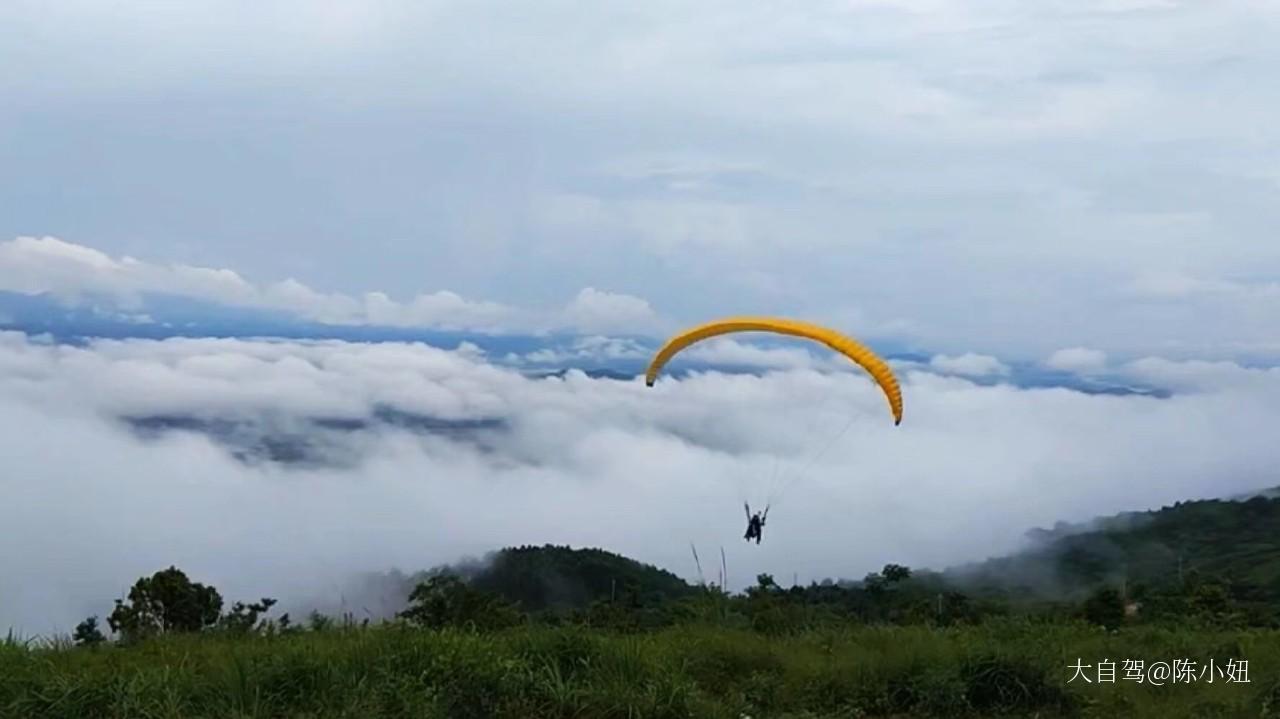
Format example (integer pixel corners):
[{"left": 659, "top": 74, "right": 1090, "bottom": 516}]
[
  {"left": 453, "top": 544, "right": 698, "bottom": 611},
  {"left": 322, "top": 491, "right": 1280, "bottom": 623},
  {"left": 947, "top": 490, "right": 1280, "bottom": 610},
  {"left": 323, "top": 544, "right": 698, "bottom": 620}
]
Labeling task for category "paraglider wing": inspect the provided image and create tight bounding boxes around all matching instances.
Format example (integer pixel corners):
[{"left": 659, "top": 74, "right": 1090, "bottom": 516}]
[{"left": 644, "top": 316, "right": 903, "bottom": 425}]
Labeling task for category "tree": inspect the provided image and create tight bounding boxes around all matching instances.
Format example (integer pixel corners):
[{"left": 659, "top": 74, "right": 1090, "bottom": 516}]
[
  {"left": 218, "top": 597, "right": 278, "bottom": 634},
  {"left": 307, "top": 610, "right": 334, "bottom": 632},
  {"left": 398, "top": 574, "right": 522, "bottom": 631},
  {"left": 882, "top": 564, "right": 912, "bottom": 583},
  {"left": 73, "top": 616, "right": 106, "bottom": 647},
  {"left": 937, "top": 591, "right": 973, "bottom": 626},
  {"left": 1187, "top": 578, "right": 1242, "bottom": 626},
  {"left": 107, "top": 566, "right": 223, "bottom": 642},
  {"left": 863, "top": 572, "right": 886, "bottom": 598},
  {"left": 1082, "top": 587, "right": 1125, "bottom": 630}
]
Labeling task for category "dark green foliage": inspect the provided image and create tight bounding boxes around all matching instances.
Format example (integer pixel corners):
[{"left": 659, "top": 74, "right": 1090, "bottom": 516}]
[
  {"left": 954, "top": 494, "right": 1280, "bottom": 623},
  {"left": 1082, "top": 587, "right": 1125, "bottom": 630},
  {"left": 365, "top": 495, "right": 1280, "bottom": 632},
  {"left": 466, "top": 544, "right": 698, "bottom": 612},
  {"left": 959, "top": 655, "right": 1077, "bottom": 715},
  {"left": 71, "top": 616, "right": 105, "bottom": 647},
  {"left": 307, "top": 609, "right": 334, "bottom": 632},
  {"left": 883, "top": 563, "right": 913, "bottom": 583},
  {"left": 352, "top": 544, "right": 699, "bottom": 623},
  {"left": 26, "top": 621, "right": 1268, "bottom": 719},
  {"left": 218, "top": 597, "right": 279, "bottom": 634},
  {"left": 398, "top": 574, "right": 523, "bottom": 631},
  {"left": 107, "top": 565, "right": 224, "bottom": 642}
]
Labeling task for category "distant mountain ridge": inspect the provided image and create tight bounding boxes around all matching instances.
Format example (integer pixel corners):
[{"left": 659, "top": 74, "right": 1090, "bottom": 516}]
[
  {"left": 462, "top": 490, "right": 1280, "bottom": 611},
  {"left": 122, "top": 408, "right": 509, "bottom": 466},
  {"left": 0, "top": 289, "right": 1169, "bottom": 399},
  {"left": 947, "top": 489, "right": 1280, "bottom": 603}
]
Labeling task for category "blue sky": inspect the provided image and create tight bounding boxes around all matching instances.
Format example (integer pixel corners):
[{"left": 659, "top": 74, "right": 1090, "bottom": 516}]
[{"left": 4, "top": 0, "right": 1280, "bottom": 634}]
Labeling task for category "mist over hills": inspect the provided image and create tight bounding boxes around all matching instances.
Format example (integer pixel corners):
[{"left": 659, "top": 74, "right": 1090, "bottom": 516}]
[
  {"left": 298, "top": 490, "right": 1280, "bottom": 626},
  {"left": 946, "top": 490, "right": 1280, "bottom": 606}
]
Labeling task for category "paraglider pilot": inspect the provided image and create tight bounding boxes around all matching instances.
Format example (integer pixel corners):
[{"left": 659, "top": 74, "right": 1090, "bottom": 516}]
[{"left": 744, "top": 503, "right": 767, "bottom": 544}]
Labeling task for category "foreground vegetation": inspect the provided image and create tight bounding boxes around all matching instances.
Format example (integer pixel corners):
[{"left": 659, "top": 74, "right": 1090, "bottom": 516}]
[
  {"left": 4, "top": 617, "right": 1276, "bottom": 719},
  {"left": 8, "top": 493, "right": 1280, "bottom": 717}
]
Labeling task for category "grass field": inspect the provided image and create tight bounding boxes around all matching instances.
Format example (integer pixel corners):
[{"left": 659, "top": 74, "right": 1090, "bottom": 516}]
[{"left": 2, "top": 619, "right": 1274, "bottom": 718}]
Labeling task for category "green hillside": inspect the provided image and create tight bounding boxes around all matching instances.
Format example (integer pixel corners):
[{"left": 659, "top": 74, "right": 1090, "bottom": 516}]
[
  {"left": 405, "top": 494, "right": 1280, "bottom": 623},
  {"left": 948, "top": 493, "right": 1280, "bottom": 619},
  {"left": 458, "top": 544, "right": 698, "bottom": 612},
  {"left": 490, "top": 493, "right": 1280, "bottom": 609},
  {"left": 954, "top": 494, "right": 1280, "bottom": 594}
]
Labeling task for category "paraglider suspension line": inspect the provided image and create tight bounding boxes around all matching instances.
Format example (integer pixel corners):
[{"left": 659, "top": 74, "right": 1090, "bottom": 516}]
[{"left": 766, "top": 410, "right": 861, "bottom": 507}]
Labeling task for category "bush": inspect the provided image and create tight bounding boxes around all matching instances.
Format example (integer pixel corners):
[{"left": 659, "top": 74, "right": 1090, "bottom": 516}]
[
  {"left": 72, "top": 616, "right": 106, "bottom": 647},
  {"left": 398, "top": 574, "right": 523, "bottom": 631}
]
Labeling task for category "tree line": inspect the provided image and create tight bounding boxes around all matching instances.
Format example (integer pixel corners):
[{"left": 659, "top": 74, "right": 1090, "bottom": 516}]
[{"left": 68, "top": 553, "right": 1273, "bottom": 650}]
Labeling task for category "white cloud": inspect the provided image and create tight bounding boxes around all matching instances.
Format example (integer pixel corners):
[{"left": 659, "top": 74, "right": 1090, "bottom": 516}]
[
  {"left": 680, "top": 338, "right": 820, "bottom": 370},
  {"left": 0, "top": 236, "right": 256, "bottom": 305},
  {"left": 1119, "top": 356, "right": 1280, "bottom": 394},
  {"left": 3, "top": 330, "right": 1279, "bottom": 634},
  {"left": 929, "top": 353, "right": 1010, "bottom": 378},
  {"left": 0, "top": 236, "right": 662, "bottom": 336},
  {"left": 520, "top": 335, "right": 650, "bottom": 366},
  {"left": 361, "top": 290, "right": 521, "bottom": 331},
  {"left": 560, "top": 287, "right": 662, "bottom": 335},
  {"left": 1046, "top": 347, "right": 1109, "bottom": 374}
]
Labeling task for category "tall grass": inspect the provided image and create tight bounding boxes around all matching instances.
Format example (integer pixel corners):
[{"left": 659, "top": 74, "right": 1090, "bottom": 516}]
[{"left": 1, "top": 620, "right": 1273, "bottom": 718}]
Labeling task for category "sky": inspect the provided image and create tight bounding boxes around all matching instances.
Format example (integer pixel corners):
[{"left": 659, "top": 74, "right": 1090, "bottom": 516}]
[
  {"left": 2, "top": 0, "right": 1280, "bottom": 634},
  {"left": 5, "top": 0, "right": 1280, "bottom": 358}
]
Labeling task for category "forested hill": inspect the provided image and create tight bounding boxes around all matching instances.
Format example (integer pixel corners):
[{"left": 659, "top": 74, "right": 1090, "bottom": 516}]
[
  {"left": 438, "top": 494, "right": 1280, "bottom": 610},
  {"left": 332, "top": 494, "right": 1280, "bottom": 621},
  {"left": 948, "top": 492, "right": 1280, "bottom": 602},
  {"left": 435, "top": 545, "right": 697, "bottom": 612}
]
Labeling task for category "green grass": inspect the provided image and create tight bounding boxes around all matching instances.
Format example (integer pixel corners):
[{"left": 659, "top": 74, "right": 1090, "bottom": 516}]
[{"left": 1, "top": 620, "right": 1274, "bottom": 718}]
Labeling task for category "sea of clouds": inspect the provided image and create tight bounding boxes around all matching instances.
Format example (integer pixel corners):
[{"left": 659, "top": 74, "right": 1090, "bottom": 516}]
[{"left": 2, "top": 330, "right": 1277, "bottom": 634}]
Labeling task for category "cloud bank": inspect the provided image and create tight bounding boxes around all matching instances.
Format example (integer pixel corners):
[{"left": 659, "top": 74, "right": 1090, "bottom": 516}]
[
  {"left": 930, "top": 353, "right": 1010, "bottom": 378},
  {"left": 2, "top": 331, "right": 1277, "bottom": 635},
  {"left": 0, "top": 236, "right": 661, "bottom": 335},
  {"left": 1046, "top": 347, "right": 1110, "bottom": 374}
]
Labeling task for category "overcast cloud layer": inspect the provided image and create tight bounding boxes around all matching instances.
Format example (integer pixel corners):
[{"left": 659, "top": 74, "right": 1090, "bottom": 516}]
[
  {"left": 3, "top": 331, "right": 1277, "bottom": 634},
  {"left": 4, "top": 1, "right": 1280, "bottom": 359}
]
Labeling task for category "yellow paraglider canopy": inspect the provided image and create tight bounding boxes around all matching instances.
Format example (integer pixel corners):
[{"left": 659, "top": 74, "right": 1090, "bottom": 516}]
[{"left": 644, "top": 316, "right": 903, "bottom": 425}]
